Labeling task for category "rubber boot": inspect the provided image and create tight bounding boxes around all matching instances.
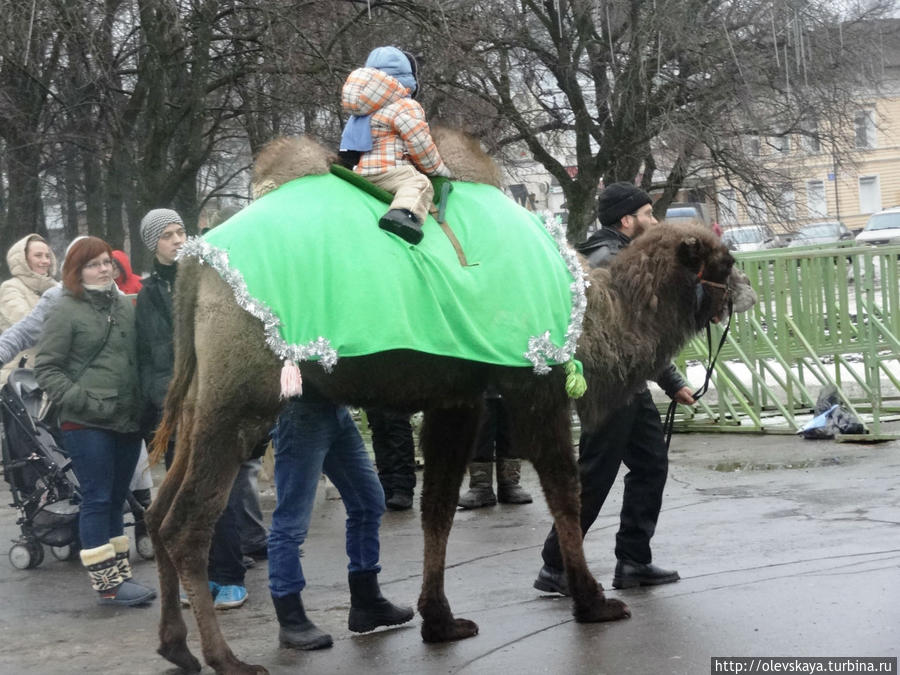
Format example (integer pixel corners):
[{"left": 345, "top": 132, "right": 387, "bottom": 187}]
[
  {"left": 379, "top": 208, "right": 424, "bottom": 244},
  {"left": 457, "top": 462, "right": 497, "bottom": 509},
  {"left": 496, "top": 459, "right": 533, "bottom": 504},
  {"left": 271, "top": 593, "right": 333, "bottom": 650},
  {"left": 347, "top": 570, "right": 414, "bottom": 633},
  {"left": 110, "top": 535, "right": 157, "bottom": 599},
  {"left": 80, "top": 543, "right": 154, "bottom": 606}
]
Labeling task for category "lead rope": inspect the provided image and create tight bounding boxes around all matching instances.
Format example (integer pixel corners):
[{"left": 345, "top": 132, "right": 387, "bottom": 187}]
[{"left": 663, "top": 302, "right": 733, "bottom": 449}]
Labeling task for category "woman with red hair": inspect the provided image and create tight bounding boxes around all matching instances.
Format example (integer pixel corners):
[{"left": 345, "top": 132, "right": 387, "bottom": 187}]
[{"left": 35, "top": 237, "right": 155, "bottom": 607}]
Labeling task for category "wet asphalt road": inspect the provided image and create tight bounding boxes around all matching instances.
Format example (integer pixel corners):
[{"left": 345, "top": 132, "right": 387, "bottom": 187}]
[{"left": 1, "top": 428, "right": 898, "bottom": 674}]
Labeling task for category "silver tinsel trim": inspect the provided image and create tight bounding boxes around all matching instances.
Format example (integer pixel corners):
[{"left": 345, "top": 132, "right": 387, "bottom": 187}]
[
  {"left": 178, "top": 238, "right": 339, "bottom": 371},
  {"left": 524, "top": 217, "right": 588, "bottom": 374}
]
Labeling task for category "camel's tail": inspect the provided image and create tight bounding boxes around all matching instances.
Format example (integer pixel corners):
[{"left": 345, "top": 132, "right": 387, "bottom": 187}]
[{"left": 149, "top": 260, "right": 201, "bottom": 464}]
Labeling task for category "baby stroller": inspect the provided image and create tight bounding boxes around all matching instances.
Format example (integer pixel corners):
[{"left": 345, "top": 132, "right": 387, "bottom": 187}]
[{"left": 0, "top": 367, "right": 153, "bottom": 569}]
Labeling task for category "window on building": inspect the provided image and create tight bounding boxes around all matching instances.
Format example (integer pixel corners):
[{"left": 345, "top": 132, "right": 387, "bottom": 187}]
[
  {"left": 746, "top": 135, "right": 760, "bottom": 157},
  {"left": 801, "top": 119, "right": 821, "bottom": 153},
  {"left": 854, "top": 110, "right": 876, "bottom": 149},
  {"left": 769, "top": 135, "right": 790, "bottom": 155},
  {"left": 718, "top": 189, "right": 738, "bottom": 226},
  {"left": 778, "top": 184, "right": 796, "bottom": 222},
  {"left": 806, "top": 180, "right": 827, "bottom": 218},
  {"left": 747, "top": 191, "right": 766, "bottom": 225},
  {"left": 858, "top": 175, "right": 881, "bottom": 213}
]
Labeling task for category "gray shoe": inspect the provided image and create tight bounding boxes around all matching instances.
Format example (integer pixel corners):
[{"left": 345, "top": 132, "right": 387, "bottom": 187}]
[
  {"left": 533, "top": 564, "right": 569, "bottom": 596},
  {"left": 98, "top": 580, "right": 156, "bottom": 606}
]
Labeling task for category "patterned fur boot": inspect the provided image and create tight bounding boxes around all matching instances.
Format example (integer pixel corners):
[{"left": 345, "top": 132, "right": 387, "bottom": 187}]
[
  {"left": 80, "top": 543, "right": 154, "bottom": 606},
  {"left": 110, "top": 535, "right": 157, "bottom": 599}
]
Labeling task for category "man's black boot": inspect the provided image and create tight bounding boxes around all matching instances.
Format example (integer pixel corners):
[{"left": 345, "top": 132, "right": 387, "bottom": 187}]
[
  {"left": 271, "top": 592, "right": 333, "bottom": 650},
  {"left": 379, "top": 209, "right": 424, "bottom": 245},
  {"left": 533, "top": 563, "right": 570, "bottom": 596},
  {"left": 347, "top": 570, "right": 415, "bottom": 633},
  {"left": 612, "top": 560, "right": 680, "bottom": 589}
]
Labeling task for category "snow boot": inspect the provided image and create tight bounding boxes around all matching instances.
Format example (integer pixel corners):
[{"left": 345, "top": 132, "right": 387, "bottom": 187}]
[
  {"left": 272, "top": 592, "right": 333, "bottom": 650},
  {"left": 347, "top": 570, "right": 414, "bottom": 633},
  {"left": 457, "top": 462, "right": 497, "bottom": 509},
  {"left": 496, "top": 459, "right": 533, "bottom": 504}
]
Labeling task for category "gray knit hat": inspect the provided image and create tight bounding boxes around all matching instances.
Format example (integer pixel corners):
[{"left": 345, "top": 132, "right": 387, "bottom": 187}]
[{"left": 140, "top": 208, "right": 184, "bottom": 252}]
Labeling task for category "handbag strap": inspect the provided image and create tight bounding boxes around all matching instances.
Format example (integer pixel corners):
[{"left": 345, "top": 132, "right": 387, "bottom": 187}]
[{"left": 71, "top": 304, "right": 116, "bottom": 383}]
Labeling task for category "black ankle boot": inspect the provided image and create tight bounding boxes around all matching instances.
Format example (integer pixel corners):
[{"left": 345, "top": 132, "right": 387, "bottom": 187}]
[
  {"left": 378, "top": 209, "right": 424, "bottom": 245},
  {"left": 347, "top": 570, "right": 415, "bottom": 633},
  {"left": 271, "top": 593, "right": 333, "bottom": 650}
]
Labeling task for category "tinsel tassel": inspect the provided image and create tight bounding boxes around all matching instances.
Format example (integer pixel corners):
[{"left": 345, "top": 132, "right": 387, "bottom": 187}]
[
  {"left": 280, "top": 360, "right": 303, "bottom": 398},
  {"left": 564, "top": 359, "right": 587, "bottom": 399}
]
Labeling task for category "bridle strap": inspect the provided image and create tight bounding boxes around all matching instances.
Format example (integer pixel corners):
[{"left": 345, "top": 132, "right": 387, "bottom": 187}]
[{"left": 662, "top": 300, "right": 733, "bottom": 450}]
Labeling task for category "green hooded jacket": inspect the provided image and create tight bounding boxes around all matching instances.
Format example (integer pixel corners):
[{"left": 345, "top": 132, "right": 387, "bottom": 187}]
[{"left": 35, "top": 287, "right": 140, "bottom": 433}]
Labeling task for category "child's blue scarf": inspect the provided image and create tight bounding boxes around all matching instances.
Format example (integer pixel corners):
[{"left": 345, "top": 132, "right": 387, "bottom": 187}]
[{"left": 340, "top": 115, "right": 373, "bottom": 152}]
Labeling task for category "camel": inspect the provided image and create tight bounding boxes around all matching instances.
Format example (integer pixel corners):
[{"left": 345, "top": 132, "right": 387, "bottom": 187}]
[{"left": 145, "top": 131, "right": 755, "bottom": 674}]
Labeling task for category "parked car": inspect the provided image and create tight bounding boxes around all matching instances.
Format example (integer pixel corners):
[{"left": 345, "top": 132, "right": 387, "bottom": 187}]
[
  {"left": 787, "top": 221, "right": 853, "bottom": 247},
  {"left": 721, "top": 226, "right": 780, "bottom": 252},
  {"left": 665, "top": 202, "right": 713, "bottom": 228},
  {"left": 855, "top": 207, "right": 900, "bottom": 246}
]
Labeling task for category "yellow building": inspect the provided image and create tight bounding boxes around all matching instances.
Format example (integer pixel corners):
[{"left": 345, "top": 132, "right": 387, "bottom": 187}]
[{"left": 711, "top": 95, "right": 900, "bottom": 235}]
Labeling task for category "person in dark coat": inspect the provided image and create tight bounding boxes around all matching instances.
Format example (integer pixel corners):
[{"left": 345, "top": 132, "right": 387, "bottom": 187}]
[
  {"left": 365, "top": 407, "right": 417, "bottom": 511},
  {"left": 534, "top": 182, "right": 695, "bottom": 593},
  {"left": 136, "top": 208, "right": 248, "bottom": 609}
]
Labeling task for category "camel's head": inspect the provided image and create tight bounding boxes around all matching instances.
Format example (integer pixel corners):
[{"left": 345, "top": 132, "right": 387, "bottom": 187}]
[{"left": 612, "top": 224, "right": 756, "bottom": 331}]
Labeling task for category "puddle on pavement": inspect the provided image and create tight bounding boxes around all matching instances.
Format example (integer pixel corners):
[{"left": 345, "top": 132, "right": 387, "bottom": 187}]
[{"left": 709, "top": 457, "right": 843, "bottom": 472}]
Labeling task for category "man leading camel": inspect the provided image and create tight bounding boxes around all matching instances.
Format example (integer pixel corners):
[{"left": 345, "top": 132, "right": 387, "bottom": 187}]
[{"left": 535, "top": 182, "right": 695, "bottom": 592}]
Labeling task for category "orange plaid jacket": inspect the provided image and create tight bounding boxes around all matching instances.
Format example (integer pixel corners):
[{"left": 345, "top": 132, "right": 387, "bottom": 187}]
[{"left": 342, "top": 67, "right": 450, "bottom": 178}]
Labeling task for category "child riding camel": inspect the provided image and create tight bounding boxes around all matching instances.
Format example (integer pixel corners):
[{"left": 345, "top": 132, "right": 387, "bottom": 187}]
[{"left": 340, "top": 46, "right": 451, "bottom": 245}]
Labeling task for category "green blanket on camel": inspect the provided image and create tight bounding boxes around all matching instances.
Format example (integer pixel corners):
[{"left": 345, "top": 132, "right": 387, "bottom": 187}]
[{"left": 181, "top": 173, "right": 582, "bottom": 372}]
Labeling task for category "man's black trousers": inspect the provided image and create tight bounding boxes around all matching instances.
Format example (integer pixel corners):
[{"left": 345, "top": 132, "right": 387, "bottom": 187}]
[{"left": 541, "top": 389, "right": 669, "bottom": 569}]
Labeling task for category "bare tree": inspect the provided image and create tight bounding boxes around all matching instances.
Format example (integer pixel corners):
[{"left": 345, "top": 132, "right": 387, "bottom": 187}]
[{"left": 411, "top": 0, "right": 897, "bottom": 241}]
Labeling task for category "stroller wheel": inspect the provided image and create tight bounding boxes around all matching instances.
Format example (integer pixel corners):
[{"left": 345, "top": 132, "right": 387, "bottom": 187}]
[
  {"left": 10, "top": 541, "right": 43, "bottom": 570},
  {"left": 50, "top": 544, "right": 80, "bottom": 562},
  {"left": 136, "top": 535, "right": 155, "bottom": 560},
  {"left": 29, "top": 541, "right": 45, "bottom": 568}
]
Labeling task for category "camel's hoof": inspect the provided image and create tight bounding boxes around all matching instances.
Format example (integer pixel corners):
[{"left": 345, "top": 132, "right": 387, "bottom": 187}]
[
  {"left": 573, "top": 596, "right": 631, "bottom": 623},
  {"left": 212, "top": 653, "right": 269, "bottom": 675},
  {"left": 216, "top": 663, "right": 268, "bottom": 675},
  {"left": 421, "top": 617, "right": 479, "bottom": 643},
  {"left": 157, "top": 642, "right": 201, "bottom": 672}
]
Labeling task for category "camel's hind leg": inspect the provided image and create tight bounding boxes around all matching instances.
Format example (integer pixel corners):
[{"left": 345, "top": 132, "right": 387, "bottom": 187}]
[
  {"left": 501, "top": 382, "right": 630, "bottom": 623},
  {"left": 146, "top": 419, "right": 201, "bottom": 672},
  {"left": 158, "top": 417, "right": 271, "bottom": 675},
  {"left": 417, "top": 405, "right": 482, "bottom": 643}
]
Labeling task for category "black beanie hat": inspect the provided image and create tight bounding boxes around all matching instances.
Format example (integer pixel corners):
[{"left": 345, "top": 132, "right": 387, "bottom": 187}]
[{"left": 597, "top": 182, "right": 652, "bottom": 228}]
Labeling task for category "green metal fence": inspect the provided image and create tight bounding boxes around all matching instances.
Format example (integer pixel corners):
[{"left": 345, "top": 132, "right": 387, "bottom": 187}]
[{"left": 669, "top": 242, "right": 900, "bottom": 438}]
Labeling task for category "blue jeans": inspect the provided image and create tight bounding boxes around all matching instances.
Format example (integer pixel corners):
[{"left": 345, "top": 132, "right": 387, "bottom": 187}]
[
  {"left": 268, "top": 398, "right": 385, "bottom": 598},
  {"left": 63, "top": 429, "right": 142, "bottom": 550}
]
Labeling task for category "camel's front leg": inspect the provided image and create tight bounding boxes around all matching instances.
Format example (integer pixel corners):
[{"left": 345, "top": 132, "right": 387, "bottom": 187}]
[
  {"left": 417, "top": 406, "right": 481, "bottom": 643},
  {"left": 503, "top": 386, "right": 630, "bottom": 624},
  {"left": 146, "top": 438, "right": 201, "bottom": 673},
  {"left": 160, "top": 423, "right": 267, "bottom": 675}
]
